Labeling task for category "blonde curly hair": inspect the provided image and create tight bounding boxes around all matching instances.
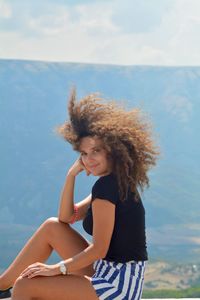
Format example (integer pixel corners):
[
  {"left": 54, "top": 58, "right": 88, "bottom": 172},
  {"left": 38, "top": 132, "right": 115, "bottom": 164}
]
[{"left": 57, "top": 89, "right": 159, "bottom": 201}]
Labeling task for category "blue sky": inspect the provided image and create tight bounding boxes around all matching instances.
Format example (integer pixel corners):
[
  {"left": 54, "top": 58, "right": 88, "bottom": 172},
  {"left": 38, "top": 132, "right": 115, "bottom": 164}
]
[{"left": 0, "top": 0, "right": 200, "bottom": 65}]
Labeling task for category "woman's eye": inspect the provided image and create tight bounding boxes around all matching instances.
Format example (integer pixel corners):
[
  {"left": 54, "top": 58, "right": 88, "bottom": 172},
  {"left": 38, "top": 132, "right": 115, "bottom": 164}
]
[{"left": 93, "top": 149, "right": 99, "bottom": 153}]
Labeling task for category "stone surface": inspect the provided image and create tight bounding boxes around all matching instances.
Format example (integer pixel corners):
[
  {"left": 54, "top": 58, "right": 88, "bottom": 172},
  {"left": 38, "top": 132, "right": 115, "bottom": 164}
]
[{"left": 3, "top": 298, "right": 200, "bottom": 300}]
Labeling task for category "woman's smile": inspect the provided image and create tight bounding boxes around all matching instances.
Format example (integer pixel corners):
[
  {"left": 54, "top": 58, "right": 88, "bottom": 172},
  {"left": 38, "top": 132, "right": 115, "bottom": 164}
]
[{"left": 89, "top": 164, "right": 99, "bottom": 169}]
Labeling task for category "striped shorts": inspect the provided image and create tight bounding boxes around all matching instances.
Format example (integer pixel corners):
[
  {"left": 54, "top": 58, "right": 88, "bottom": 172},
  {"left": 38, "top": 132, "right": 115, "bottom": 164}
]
[{"left": 91, "top": 259, "right": 146, "bottom": 300}]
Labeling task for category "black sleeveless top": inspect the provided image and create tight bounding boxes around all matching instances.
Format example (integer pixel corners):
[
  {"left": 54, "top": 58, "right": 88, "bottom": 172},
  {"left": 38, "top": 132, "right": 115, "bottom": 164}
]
[{"left": 82, "top": 173, "right": 148, "bottom": 262}]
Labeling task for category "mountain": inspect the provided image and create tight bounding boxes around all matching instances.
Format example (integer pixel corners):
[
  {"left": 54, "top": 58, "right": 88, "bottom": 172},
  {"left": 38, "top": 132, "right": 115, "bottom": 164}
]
[{"left": 0, "top": 59, "right": 200, "bottom": 268}]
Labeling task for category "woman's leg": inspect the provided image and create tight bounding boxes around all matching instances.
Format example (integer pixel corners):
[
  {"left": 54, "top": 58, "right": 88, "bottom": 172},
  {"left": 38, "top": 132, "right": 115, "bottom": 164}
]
[
  {"left": 0, "top": 217, "right": 94, "bottom": 290},
  {"left": 12, "top": 274, "right": 98, "bottom": 300}
]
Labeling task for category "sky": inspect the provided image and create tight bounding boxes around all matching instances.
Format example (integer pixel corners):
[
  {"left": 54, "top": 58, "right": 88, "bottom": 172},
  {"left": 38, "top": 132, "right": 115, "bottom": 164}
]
[{"left": 0, "top": 0, "right": 200, "bottom": 66}]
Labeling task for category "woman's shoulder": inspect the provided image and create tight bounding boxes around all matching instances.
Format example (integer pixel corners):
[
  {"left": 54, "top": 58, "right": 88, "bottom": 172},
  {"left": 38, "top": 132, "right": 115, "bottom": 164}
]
[
  {"left": 92, "top": 173, "right": 119, "bottom": 204},
  {"left": 92, "top": 173, "right": 117, "bottom": 190}
]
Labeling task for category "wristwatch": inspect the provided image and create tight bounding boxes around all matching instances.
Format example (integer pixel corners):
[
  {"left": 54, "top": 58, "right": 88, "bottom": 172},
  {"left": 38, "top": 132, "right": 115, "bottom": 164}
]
[{"left": 59, "top": 261, "right": 67, "bottom": 275}]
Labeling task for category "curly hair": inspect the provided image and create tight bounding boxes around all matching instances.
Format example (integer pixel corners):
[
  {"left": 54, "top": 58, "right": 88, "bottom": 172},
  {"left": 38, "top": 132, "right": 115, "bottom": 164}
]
[{"left": 57, "top": 89, "right": 159, "bottom": 201}]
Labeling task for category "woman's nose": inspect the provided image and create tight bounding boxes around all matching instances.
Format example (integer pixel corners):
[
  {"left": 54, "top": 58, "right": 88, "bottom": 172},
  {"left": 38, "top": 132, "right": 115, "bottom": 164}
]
[{"left": 86, "top": 153, "right": 95, "bottom": 163}]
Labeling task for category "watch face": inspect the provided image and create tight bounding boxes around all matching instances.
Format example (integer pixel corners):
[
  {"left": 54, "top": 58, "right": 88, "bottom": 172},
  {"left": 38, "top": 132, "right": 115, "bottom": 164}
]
[{"left": 59, "top": 262, "right": 67, "bottom": 275}]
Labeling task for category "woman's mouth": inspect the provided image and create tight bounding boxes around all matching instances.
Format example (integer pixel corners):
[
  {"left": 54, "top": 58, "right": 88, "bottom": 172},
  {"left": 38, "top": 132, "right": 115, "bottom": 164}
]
[{"left": 89, "top": 164, "right": 99, "bottom": 169}]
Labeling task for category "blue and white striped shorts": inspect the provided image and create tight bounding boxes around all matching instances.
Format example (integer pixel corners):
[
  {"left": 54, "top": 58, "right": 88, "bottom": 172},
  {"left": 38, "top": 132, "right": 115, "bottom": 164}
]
[{"left": 91, "top": 259, "right": 146, "bottom": 300}]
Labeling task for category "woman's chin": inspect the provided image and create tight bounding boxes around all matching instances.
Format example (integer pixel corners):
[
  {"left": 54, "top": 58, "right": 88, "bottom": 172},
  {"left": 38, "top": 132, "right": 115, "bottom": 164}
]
[
  {"left": 94, "top": 171, "right": 111, "bottom": 177},
  {"left": 91, "top": 171, "right": 100, "bottom": 176},
  {"left": 90, "top": 170, "right": 103, "bottom": 176}
]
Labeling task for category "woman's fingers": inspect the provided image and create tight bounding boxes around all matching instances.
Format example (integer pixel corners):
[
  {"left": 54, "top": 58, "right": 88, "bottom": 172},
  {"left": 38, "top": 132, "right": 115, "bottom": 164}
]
[
  {"left": 21, "top": 262, "right": 41, "bottom": 272},
  {"left": 26, "top": 268, "right": 44, "bottom": 278},
  {"left": 79, "top": 157, "right": 92, "bottom": 176},
  {"left": 20, "top": 263, "right": 59, "bottom": 278},
  {"left": 79, "top": 157, "right": 91, "bottom": 176},
  {"left": 21, "top": 263, "right": 44, "bottom": 278},
  {"left": 21, "top": 266, "right": 40, "bottom": 278},
  {"left": 68, "top": 157, "right": 85, "bottom": 176}
]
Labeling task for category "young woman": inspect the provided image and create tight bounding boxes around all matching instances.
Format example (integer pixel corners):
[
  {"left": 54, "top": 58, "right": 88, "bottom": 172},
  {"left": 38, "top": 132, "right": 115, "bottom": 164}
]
[{"left": 0, "top": 90, "right": 159, "bottom": 300}]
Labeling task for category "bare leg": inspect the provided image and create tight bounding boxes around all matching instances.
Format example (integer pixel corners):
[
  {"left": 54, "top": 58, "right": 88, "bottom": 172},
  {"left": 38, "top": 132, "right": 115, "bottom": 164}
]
[
  {"left": 0, "top": 217, "right": 94, "bottom": 290},
  {"left": 12, "top": 274, "right": 98, "bottom": 300}
]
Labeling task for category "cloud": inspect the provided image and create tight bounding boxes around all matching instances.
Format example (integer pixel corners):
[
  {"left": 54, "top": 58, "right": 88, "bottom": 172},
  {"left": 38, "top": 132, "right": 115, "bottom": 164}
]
[
  {"left": 75, "top": 3, "right": 118, "bottom": 36},
  {"left": 0, "top": 1, "right": 118, "bottom": 37},
  {"left": 0, "top": 1, "right": 119, "bottom": 63},
  {"left": 159, "top": 0, "right": 200, "bottom": 65},
  {"left": 112, "top": 0, "right": 174, "bottom": 34},
  {"left": 0, "top": 0, "right": 200, "bottom": 65},
  {"left": 0, "top": 1, "right": 69, "bottom": 35},
  {"left": 0, "top": 1, "right": 12, "bottom": 18}
]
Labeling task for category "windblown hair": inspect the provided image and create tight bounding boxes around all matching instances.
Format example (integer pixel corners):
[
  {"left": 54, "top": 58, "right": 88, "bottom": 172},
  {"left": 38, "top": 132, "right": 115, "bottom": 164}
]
[{"left": 57, "top": 89, "right": 159, "bottom": 201}]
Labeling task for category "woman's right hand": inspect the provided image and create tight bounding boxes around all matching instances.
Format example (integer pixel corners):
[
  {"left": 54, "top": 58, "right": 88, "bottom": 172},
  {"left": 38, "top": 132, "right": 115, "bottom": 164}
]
[{"left": 68, "top": 157, "right": 91, "bottom": 177}]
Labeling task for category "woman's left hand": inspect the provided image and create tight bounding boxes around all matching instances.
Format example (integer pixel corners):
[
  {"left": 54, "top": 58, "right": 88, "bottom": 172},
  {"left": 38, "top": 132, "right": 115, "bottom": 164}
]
[{"left": 20, "top": 262, "right": 60, "bottom": 279}]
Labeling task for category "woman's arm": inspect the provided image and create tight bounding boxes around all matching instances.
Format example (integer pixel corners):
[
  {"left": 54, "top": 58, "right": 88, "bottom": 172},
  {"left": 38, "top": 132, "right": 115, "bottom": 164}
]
[
  {"left": 58, "top": 173, "right": 76, "bottom": 223},
  {"left": 64, "top": 199, "right": 115, "bottom": 272},
  {"left": 58, "top": 157, "right": 90, "bottom": 223}
]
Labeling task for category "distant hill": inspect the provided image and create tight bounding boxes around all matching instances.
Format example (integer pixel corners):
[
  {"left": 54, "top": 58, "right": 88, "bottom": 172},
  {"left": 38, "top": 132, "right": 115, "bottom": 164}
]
[{"left": 0, "top": 59, "right": 200, "bottom": 268}]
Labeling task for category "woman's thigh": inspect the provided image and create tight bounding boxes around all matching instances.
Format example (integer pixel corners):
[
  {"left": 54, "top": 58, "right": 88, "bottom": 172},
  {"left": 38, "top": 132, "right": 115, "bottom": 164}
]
[{"left": 12, "top": 275, "right": 99, "bottom": 300}]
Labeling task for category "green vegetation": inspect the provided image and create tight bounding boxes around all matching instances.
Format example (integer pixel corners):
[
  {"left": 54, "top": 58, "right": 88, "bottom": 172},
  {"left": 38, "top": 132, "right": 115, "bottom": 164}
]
[{"left": 143, "top": 286, "right": 200, "bottom": 298}]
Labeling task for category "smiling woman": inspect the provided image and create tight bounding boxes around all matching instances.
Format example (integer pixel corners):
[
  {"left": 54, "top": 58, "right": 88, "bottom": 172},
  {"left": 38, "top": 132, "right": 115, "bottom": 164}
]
[{"left": 0, "top": 89, "right": 159, "bottom": 300}]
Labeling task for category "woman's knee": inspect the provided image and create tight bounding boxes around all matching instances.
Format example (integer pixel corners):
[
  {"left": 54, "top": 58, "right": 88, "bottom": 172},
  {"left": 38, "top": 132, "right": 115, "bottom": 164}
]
[
  {"left": 12, "top": 276, "right": 30, "bottom": 298},
  {"left": 42, "top": 217, "right": 59, "bottom": 228},
  {"left": 41, "top": 217, "right": 70, "bottom": 236},
  {"left": 12, "top": 277, "right": 40, "bottom": 300}
]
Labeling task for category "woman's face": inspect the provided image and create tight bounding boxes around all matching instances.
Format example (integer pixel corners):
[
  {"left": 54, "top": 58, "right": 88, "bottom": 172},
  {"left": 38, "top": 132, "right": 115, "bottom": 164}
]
[{"left": 79, "top": 136, "right": 112, "bottom": 177}]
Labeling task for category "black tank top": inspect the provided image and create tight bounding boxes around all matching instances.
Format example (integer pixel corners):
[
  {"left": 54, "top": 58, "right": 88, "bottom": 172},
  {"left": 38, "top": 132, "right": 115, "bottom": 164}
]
[{"left": 82, "top": 173, "right": 148, "bottom": 262}]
